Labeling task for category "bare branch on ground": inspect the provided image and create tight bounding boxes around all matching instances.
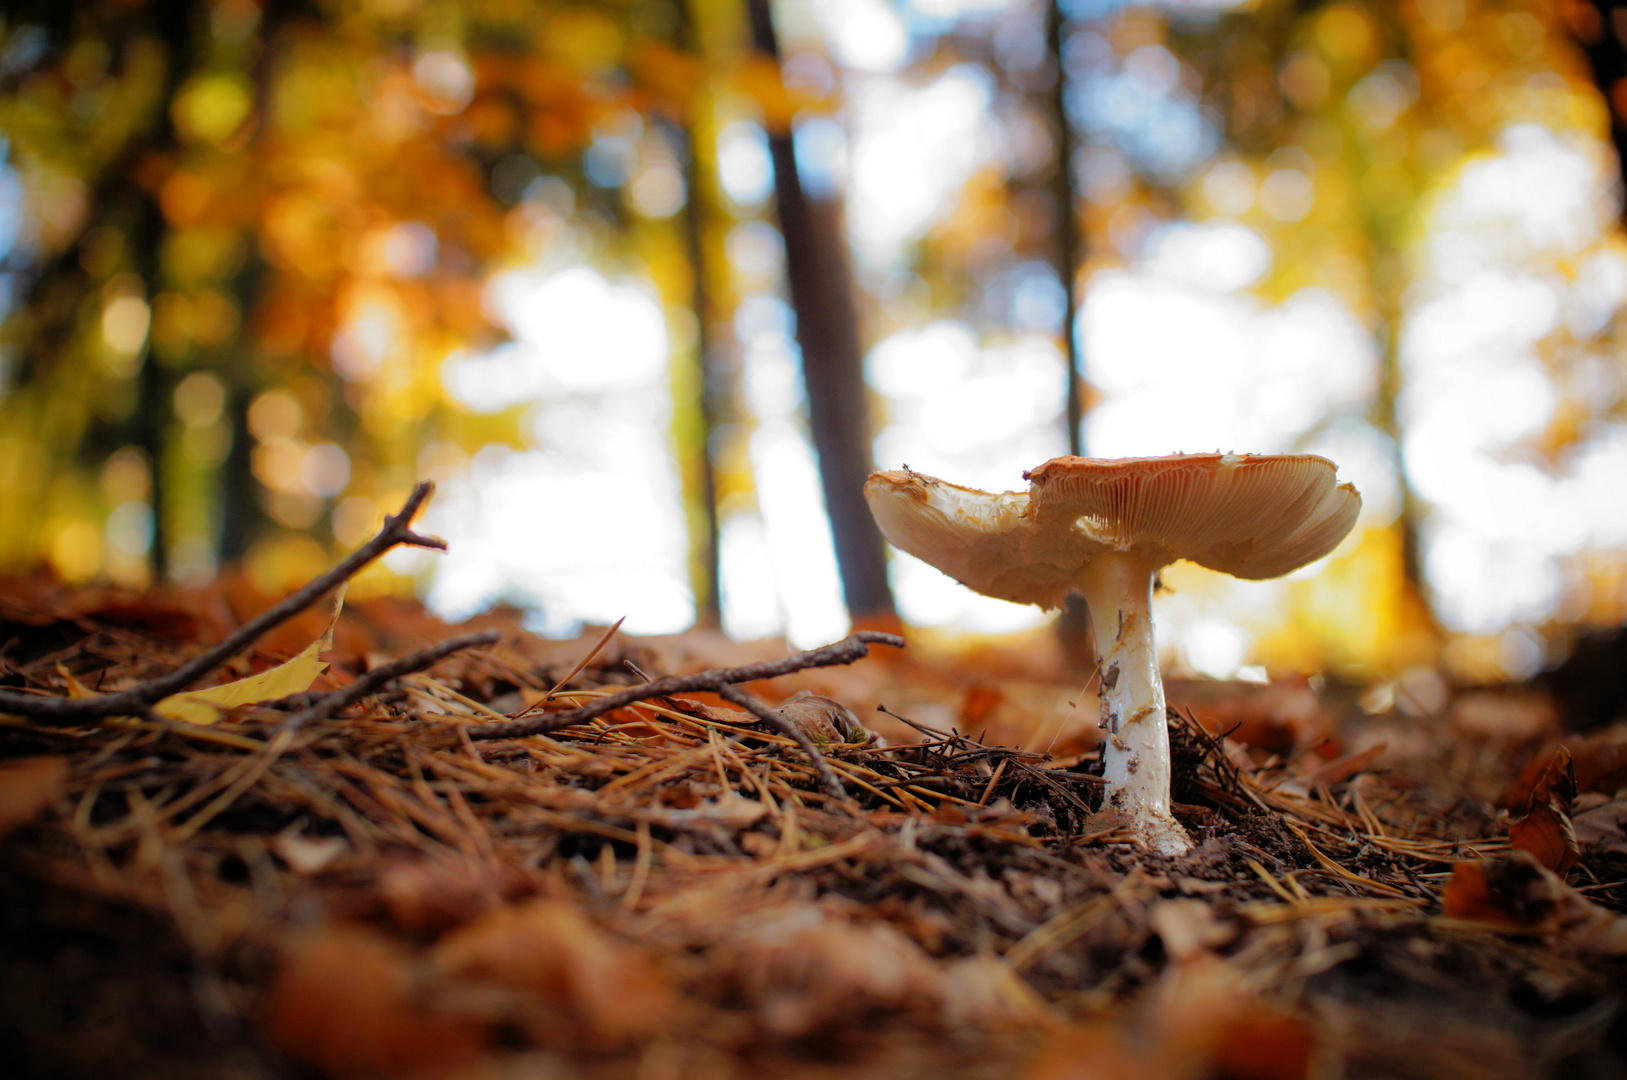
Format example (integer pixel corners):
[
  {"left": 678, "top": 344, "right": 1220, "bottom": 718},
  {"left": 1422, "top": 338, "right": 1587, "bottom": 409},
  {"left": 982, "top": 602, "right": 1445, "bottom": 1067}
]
[
  {"left": 466, "top": 631, "right": 905, "bottom": 743},
  {"left": 0, "top": 483, "right": 444, "bottom": 723}
]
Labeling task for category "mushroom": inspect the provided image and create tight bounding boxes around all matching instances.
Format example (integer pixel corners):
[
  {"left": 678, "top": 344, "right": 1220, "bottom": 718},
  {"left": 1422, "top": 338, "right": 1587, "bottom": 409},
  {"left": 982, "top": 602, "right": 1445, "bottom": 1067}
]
[{"left": 864, "top": 453, "right": 1361, "bottom": 856}]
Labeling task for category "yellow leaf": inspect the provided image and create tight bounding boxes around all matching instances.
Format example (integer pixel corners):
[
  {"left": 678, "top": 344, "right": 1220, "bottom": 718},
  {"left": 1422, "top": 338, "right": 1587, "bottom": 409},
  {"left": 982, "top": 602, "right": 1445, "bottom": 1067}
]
[
  {"left": 55, "top": 662, "right": 97, "bottom": 699},
  {"left": 154, "top": 586, "right": 345, "bottom": 726}
]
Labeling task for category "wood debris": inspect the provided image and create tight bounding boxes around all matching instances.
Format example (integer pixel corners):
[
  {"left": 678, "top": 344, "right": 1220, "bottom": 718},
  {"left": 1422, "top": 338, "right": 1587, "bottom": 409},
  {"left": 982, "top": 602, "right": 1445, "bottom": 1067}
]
[{"left": 1, "top": 515, "right": 1625, "bottom": 1077}]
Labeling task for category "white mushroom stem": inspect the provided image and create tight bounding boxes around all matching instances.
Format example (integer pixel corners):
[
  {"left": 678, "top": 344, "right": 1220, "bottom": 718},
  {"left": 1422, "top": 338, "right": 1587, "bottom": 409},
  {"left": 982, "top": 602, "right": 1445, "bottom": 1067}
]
[{"left": 1076, "top": 551, "right": 1192, "bottom": 857}]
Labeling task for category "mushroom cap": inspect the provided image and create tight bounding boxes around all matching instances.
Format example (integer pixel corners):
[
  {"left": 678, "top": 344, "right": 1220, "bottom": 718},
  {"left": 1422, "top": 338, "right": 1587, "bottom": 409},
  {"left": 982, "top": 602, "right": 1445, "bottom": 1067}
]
[{"left": 865, "top": 453, "right": 1361, "bottom": 609}]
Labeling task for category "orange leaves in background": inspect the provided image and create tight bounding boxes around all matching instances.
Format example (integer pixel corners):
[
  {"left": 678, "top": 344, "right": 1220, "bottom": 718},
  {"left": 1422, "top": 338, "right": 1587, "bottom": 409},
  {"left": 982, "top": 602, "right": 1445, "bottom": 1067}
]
[{"left": 628, "top": 39, "right": 706, "bottom": 121}]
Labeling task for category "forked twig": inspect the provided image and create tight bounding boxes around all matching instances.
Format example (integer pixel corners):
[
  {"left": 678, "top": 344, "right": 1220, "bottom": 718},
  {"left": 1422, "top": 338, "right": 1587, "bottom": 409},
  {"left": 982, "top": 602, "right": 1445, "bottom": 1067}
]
[
  {"left": 280, "top": 628, "right": 503, "bottom": 733},
  {"left": 0, "top": 483, "right": 445, "bottom": 723}
]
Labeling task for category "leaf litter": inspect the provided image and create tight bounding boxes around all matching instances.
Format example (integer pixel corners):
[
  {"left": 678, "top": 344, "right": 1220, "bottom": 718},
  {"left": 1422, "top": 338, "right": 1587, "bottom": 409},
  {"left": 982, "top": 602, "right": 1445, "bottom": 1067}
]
[{"left": 1, "top": 492, "right": 1626, "bottom": 1078}]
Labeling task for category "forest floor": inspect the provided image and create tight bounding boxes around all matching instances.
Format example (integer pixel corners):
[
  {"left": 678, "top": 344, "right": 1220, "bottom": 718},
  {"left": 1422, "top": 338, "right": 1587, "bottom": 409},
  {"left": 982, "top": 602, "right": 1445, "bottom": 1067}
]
[{"left": 2, "top": 563, "right": 1626, "bottom": 1080}]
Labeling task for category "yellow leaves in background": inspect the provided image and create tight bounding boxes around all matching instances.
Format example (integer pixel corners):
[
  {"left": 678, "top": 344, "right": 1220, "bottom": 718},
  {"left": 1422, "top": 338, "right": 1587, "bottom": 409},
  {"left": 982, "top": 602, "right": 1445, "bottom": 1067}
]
[
  {"left": 154, "top": 585, "right": 345, "bottom": 725},
  {"left": 172, "top": 73, "right": 256, "bottom": 146},
  {"left": 541, "top": 8, "right": 625, "bottom": 76},
  {"left": 733, "top": 56, "right": 829, "bottom": 133}
]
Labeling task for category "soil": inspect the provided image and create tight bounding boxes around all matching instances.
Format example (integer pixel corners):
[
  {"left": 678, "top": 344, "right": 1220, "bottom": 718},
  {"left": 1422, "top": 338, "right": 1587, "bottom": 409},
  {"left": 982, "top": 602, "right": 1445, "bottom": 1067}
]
[{"left": 1, "top": 578, "right": 1625, "bottom": 1079}]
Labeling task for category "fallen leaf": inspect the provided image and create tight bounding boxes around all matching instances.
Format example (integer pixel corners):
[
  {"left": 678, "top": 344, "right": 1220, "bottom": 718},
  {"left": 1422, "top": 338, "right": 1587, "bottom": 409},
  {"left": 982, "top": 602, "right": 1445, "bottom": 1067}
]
[
  {"left": 1505, "top": 746, "right": 1579, "bottom": 875},
  {"left": 1442, "top": 852, "right": 1627, "bottom": 955},
  {"left": 1207, "top": 1010, "right": 1317, "bottom": 1080},
  {"left": 1569, "top": 737, "right": 1627, "bottom": 796},
  {"left": 939, "top": 955, "right": 1055, "bottom": 1029},
  {"left": 263, "top": 927, "right": 486, "bottom": 1077},
  {"left": 1442, "top": 852, "right": 1564, "bottom": 932},
  {"left": 774, "top": 690, "right": 867, "bottom": 745},
  {"left": 1022, "top": 1022, "right": 1156, "bottom": 1080},
  {"left": 1573, "top": 798, "right": 1627, "bottom": 854},
  {"left": 1025, "top": 955, "right": 1317, "bottom": 1080},
  {"left": 1173, "top": 678, "right": 1330, "bottom": 756},
  {"left": 0, "top": 757, "right": 67, "bottom": 839},
  {"left": 1505, "top": 744, "right": 1577, "bottom": 814},
  {"left": 431, "top": 898, "right": 673, "bottom": 1047},
  {"left": 718, "top": 908, "right": 944, "bottom": 1039},
  {"left": 375, "top": 854, "right": 530, "bottom": 935},
  {"left": 154, "top": 585, "right": 345, "bottom": 725},
  {"left": 1307, "top": 742, "right": 1386, "bottom": 787},
  {"left": 1508, "top": 800, "right": 1579, "bottom": 876},
  {"left": 1152, "top": 955, "right": 1317, "bottom": 1080},
  {"left": 959, "top": 684, "right": 1005, "bottom": 729}
]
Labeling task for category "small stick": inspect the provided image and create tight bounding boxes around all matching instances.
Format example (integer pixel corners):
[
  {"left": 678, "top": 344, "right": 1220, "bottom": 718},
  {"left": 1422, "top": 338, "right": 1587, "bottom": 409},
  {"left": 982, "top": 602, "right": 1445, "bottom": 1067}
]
[
  {"left": 280, "top": 628, "right": 502, "bottom": 733},
  {"left": 509, "top": 616, "right": 626, "bottom": 720},
  {"left": 166, "top": 629, "right": 502, "bottom": 842},
  {"left": 468, "top": 631, "right": 904, "bottom": 742},
  {"left": 0, "top": 483, "right": 445, "bottom": 723},
  {"left": 715, "top": 683, "right": 849, "bottom": 803}
]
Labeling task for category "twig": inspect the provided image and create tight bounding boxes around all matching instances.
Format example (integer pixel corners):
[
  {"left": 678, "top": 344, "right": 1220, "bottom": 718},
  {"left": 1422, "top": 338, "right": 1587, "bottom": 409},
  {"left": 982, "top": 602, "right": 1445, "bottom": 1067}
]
[
  {"left": 281, "top": 629, "right": 503, "bottom": 733},
  {"left": 0, "top": 483, "right": 445, "bottom": 723},
  {"left": 468, "top": 631, "right": 905, "bottom": 742},
  {"left": 715, "top": 683, "right": 849, "bottom": 803},
  {"left": 508, "top": 616, "right": 626, "bottom": 720}
]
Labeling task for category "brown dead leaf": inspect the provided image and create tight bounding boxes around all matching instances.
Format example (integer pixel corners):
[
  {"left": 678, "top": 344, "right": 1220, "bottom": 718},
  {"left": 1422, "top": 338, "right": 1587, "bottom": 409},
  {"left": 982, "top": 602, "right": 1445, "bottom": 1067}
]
[
  {"left": 263, "top": 927, "right": 486, "bottom": 1078},
  {"left": 1508, "top": 800, "right": 1580, "bottom": 876},
  {"left": 1022, "top": 1022, "right": 1155, "bottom": 1080},
  {"left": 1504, "top": 745, "right": 1579, "bottom": 875},
  {"left": 658, "top": 695, "right": 751, "bottom": 727},
  {"left": 0, "top": 756, "right": 67, "bottom": 839},
  {"left": 720, "top": 909, "right": 945, "bottom": 1039},
  {"left": 774, "top": 690, "right": 866, "bottom": 744},
  {"left": 960, "top": 684, "right": 1005, "bottom": 729},
  {"left": 1505, "top": 744, "right": 1577, "bottom": 814},
  {"left": 1443, "top": 852, "right": 1627, "bottom": 955},
  {"left": 375, "top": 855, "right": 532, "bottom": 935},
  {"left": 1573, "top": 798, "right": 1627, "bottom": 854},
  {"left": 431, "top": 899, "right": 673, "bottom": 1047},
  {"left": 1207, "top": 1011, "right": 1317, "bottom": 1080},
  {"left": 1173, "top": 677, "right": 1331, "bottom": 757},
  {"left": 76, "top": 593, "right": 205, "bottom": 643},
  {"left": 1307, "top": 742, "right": 1386, "bottom": 787},
  {"left": 1441, "top": 851, "right": 1564, "bottom": 932},
  {"left": 939, "top": 955, "right": 1055, "bottom": 1029},
  {"left": 1025, "top": 956, "right": 1316, "bottom": 1080},
  {"left": 1152, "top": 956, "right": 1317, "bottom": 1080},
  {"left": 1569, "top": 737, "right": 1627, "bottom": 796}
]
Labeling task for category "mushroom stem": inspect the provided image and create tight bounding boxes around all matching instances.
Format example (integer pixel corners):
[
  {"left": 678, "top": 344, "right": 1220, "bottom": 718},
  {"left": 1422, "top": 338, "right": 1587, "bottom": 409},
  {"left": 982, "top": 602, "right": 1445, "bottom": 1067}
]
[{"left": 1076, "top": 551, "right": 1192, "bottom": 857}]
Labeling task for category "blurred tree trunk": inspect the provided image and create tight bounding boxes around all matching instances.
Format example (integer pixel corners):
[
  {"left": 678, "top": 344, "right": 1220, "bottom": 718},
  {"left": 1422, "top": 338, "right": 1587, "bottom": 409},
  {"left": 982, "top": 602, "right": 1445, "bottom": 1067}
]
[
  {"left": 1573, "top": 1, "right": 1627, "bottom": 209},
  {"left": 745, "top": 0, "right": 896, "bottom": 624},
  {"left": 1049, "top": 0, "right": 1085, "bottom": 460},
  {"left": 678, "top": 127, "right": 724, "bottom": 628},
  {"left": 1047, "top": 0, "right": 1096, "bottom": 673},
  {"left": 675, "top": 0, "right": 723, "bottom": 628},
  {"left": 121, "top": 0, "right": 199, "bottom": 581}
]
